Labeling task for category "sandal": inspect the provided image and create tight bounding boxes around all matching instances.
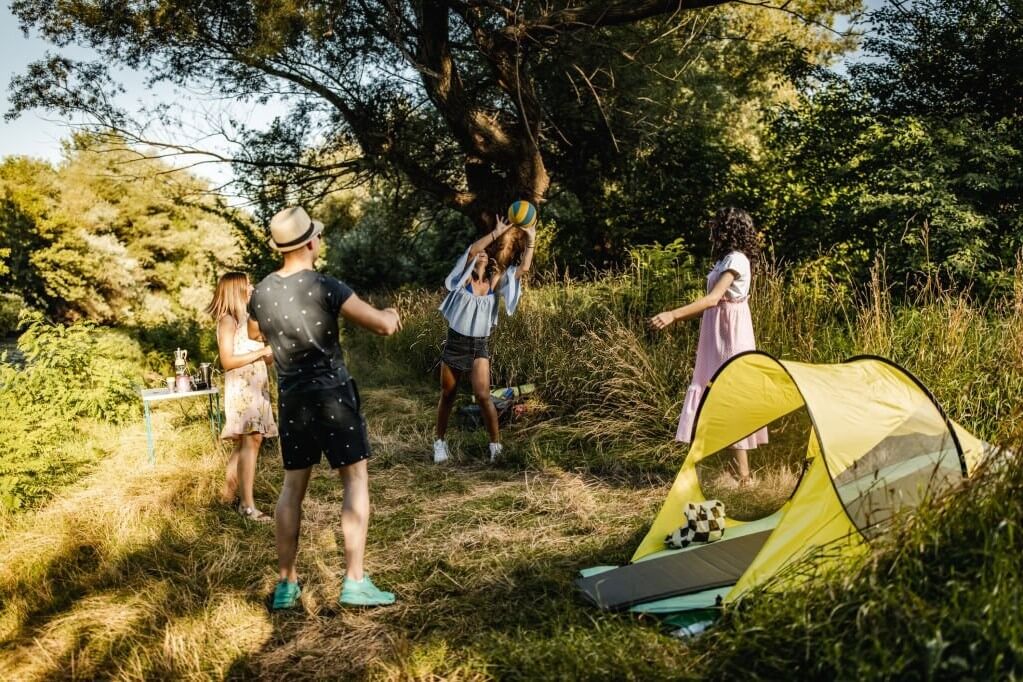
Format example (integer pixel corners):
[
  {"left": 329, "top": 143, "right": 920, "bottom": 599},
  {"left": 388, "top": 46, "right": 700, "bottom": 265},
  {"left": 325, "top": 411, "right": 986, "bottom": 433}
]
[{"left": 238, "top": 504, "right": 272, "bottom": 523}]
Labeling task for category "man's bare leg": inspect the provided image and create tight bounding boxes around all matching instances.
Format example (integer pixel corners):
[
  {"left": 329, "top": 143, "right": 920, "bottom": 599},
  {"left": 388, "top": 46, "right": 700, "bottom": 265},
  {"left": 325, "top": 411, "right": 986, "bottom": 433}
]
[
  {"left": 338, "top": 459, "right": 369, "bottom": 581},
  {"left": 276, "top": 466, "right": 312, "bottom": 582}
]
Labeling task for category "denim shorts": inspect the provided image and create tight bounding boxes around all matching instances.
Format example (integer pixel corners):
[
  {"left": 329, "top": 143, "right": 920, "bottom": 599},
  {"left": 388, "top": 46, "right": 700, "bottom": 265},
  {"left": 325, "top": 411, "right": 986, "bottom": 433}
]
[{"left": 440, "top": 328, "right": 490, "bottom": 373}]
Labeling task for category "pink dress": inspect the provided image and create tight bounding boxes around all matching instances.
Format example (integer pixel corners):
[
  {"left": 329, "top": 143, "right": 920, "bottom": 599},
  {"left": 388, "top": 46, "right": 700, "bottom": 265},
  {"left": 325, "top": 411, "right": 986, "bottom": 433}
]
[
  {"left": 675, "top": 253, "right": 768, "bottom": 449},
  {"left": 220, "top": 315, "right": 278, "bottom": 441}
]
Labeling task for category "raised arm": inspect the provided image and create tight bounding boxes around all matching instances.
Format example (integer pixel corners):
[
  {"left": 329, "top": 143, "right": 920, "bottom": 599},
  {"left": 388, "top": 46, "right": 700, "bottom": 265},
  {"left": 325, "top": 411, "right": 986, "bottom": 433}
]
[
  {"left": 340, "top": 294, "right": 402, "bottom": 336},
  {"left": 649, "top": 271, "right": 736, "bottom": 331},
  {"left": 515, "top": 224, "right": 537, "bottom": 280},
  {"left": 467, "top": 216, "right": 515, "bottom": 263},
  {"left": 218, "top": 316, "right": 272, "bottom": 370}
]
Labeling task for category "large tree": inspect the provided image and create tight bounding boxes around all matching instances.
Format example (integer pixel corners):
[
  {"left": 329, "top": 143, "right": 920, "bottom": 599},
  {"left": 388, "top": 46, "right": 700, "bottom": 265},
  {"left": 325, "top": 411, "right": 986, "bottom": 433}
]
[{"left": 8, "top": 0, "right": 854, "bottom": 231}]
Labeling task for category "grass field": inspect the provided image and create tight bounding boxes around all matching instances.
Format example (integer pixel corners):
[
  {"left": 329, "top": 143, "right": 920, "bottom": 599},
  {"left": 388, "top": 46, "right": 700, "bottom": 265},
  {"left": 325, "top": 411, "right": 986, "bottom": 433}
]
[
  {"left": 0, "top": 373, "right": 700, "bottom": 680},
  {"left": 3, "top": 259, "right": 1022, "bottom": 679},
  {"left": 5, "top": 354, "right": 1019, "bottom": 680}
]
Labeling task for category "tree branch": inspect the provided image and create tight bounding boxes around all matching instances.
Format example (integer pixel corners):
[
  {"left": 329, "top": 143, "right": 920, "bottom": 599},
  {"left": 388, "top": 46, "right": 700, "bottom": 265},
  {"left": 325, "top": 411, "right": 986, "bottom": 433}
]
[{"left": 506, "top": 0, "right": 729, "bottom": 41}]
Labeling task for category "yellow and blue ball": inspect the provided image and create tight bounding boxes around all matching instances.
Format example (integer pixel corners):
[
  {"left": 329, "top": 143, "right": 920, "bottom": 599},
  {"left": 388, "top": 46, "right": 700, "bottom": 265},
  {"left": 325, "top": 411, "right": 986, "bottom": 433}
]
[{"left": 507, "top": 200, "right": 538, "bottom": 229}]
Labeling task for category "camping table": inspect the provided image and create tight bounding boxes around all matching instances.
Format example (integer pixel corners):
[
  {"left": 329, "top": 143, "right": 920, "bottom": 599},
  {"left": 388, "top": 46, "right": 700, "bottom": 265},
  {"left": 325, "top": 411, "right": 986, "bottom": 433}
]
[{"left": 138, "top": 387, "right": 222, "bottom": 464}]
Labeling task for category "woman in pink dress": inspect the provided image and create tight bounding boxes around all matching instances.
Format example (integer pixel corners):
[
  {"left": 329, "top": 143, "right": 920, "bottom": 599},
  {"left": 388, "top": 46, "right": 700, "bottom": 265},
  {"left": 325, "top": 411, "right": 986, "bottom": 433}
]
[
  {"left": 206, "top": 272, "right": 278, "bottom": 521},
  {"left": 649, "top": 208, "right": 767, "bottom": 486}
]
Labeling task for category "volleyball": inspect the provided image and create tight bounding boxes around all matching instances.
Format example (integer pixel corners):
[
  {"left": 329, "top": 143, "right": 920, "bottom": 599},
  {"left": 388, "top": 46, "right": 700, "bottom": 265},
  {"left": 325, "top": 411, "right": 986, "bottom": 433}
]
[{"left": 507, "top": 200, "right": 538, "bottom": 229}]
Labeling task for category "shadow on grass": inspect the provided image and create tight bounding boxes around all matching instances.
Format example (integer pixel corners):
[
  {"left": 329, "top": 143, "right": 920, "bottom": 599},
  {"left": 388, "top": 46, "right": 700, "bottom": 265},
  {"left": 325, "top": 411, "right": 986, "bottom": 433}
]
[
  {"left": 2, "top": 372, "right": 682, "bottom": 680},
  {"left": 0, "top": 420, "right": 281, "bottom": 679},
  {"left": 220, "top": 521, "right": 669, "bottom": 680}
]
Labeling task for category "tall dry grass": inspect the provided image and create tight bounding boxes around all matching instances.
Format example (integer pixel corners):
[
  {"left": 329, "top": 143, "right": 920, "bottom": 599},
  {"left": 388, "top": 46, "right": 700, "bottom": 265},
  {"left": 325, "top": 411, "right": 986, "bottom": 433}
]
[{"left": 352, "top": 254, "right": 1023, "bottom": 472}]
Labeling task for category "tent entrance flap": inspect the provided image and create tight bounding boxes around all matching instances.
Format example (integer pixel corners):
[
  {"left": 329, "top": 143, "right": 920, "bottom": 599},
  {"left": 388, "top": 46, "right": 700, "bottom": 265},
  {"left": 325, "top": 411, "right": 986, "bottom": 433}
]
[{"left": 576, "top": 530, "right": 773, "bottom": 611}]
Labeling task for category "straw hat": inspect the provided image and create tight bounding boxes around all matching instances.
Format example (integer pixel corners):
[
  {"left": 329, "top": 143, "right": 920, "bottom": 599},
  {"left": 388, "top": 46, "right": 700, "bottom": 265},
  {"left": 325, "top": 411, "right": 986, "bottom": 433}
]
[{"left": 269, "top": 206, "right": 324, "bottom": 252}]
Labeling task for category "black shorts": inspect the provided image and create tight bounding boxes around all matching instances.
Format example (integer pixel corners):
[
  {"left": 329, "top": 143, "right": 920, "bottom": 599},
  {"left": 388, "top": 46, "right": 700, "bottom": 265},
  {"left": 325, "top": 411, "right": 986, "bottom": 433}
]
[
  {"left": 441, "top": 328, "right": 490, "bottom": 373},
  {"left": 278, "top": 381, "right": 371, "bottom": 470}
]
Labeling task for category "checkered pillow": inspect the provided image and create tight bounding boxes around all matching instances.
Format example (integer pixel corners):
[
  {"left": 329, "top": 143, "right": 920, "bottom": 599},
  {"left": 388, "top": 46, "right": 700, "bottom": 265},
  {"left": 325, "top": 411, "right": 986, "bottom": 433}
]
[{"left": 664, "top": 500, "right": 726, "bottom": 549}]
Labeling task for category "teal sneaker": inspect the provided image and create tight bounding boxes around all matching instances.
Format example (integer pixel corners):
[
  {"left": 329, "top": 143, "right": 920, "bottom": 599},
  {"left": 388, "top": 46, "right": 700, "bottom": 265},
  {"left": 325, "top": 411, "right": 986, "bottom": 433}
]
[
  {"left": 339, "top": 575, "right": 396, "bottom": 607},
  {"left": 271, "top": 580, "right": 302, "bottom": 610}
]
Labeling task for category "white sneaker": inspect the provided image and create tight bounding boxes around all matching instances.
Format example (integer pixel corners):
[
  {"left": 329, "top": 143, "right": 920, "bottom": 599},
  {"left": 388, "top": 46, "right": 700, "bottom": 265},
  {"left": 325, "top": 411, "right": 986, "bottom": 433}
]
[
  {"left": 433, "top": 439, "right": 449, "bottom": 464},
  {"left": 488, "top": 442, "right": 503, "bottom": 463}
]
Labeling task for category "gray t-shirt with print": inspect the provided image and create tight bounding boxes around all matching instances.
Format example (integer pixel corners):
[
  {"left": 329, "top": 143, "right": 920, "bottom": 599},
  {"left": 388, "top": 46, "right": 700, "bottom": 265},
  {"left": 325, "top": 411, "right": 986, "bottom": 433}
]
[{"left": 247, "top": 269, "right": 354, "bottom": 396}]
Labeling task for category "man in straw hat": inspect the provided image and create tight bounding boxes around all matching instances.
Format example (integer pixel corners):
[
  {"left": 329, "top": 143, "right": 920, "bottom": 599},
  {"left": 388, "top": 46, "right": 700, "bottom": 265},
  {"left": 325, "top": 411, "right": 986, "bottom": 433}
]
[{"left": 247, "top": 206, "right": 402, "bottom": 609}]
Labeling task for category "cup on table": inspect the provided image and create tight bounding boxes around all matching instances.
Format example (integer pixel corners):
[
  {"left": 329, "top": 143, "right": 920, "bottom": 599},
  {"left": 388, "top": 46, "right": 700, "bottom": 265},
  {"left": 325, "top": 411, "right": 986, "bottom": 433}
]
[{"left": 166, "top": 377, "right": 176, "bottom": 392}]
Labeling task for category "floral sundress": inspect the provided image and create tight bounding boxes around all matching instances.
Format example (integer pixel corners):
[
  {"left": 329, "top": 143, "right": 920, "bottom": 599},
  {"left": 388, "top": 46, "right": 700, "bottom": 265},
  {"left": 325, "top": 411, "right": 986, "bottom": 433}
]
[{"left": 220, "top": 314, "right": 278, "bottom": 440}]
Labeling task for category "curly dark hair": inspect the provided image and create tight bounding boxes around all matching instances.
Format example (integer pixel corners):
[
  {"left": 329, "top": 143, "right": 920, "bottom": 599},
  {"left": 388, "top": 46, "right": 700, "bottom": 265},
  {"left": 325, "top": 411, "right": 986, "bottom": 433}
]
[{"left": 708, "top": 207, "right": 761, "bottom": 262}]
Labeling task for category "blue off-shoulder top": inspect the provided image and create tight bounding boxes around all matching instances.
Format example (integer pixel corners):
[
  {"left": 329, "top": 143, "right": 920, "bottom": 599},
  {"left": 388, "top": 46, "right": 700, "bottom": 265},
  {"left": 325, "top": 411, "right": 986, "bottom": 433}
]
[{"left": 438, "top": 247, "right": 522, "bottom": 338}]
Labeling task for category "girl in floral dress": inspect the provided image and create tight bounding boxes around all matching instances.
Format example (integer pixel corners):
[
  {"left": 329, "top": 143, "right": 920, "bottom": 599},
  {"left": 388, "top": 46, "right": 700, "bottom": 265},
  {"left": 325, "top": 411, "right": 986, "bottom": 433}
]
[{"left": 207, "top": 272, "right": 278, "bottom": 521}]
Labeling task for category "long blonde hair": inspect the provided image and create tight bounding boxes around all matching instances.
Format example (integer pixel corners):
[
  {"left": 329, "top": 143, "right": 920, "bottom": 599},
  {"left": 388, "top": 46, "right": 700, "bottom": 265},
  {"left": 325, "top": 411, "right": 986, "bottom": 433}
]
[{"left": 206, "top": 272, "right": 249, "bottom": 324}]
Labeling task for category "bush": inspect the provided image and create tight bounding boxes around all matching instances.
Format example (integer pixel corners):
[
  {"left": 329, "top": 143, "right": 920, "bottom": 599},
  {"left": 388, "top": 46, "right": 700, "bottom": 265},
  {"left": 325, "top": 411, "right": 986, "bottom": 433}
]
[
  {"left": 0, "top": 291, "right": 25, "bottom": 337},
  {"left": 0, "top": 312, "right": 144, "bottom": 511}
]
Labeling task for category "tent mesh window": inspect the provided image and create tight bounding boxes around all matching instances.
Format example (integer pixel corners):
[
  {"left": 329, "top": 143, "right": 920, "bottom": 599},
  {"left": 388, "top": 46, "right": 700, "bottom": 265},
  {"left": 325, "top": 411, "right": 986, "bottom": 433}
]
[
  {"left": 827, "top": 386, "right": 962, "bottom": 539},
  {"left": 696, "top": 407, "right": 814, "bottom": 522}
]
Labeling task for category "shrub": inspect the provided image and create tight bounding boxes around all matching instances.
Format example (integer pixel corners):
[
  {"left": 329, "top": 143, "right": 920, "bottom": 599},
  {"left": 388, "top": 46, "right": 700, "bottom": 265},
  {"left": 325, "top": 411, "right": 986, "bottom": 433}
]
[
  {"left": 0, "top": 312, "right": 144, "bottom": 511},
  {"left": 0, "top": 291, "right": 25, "bottom": 337}
]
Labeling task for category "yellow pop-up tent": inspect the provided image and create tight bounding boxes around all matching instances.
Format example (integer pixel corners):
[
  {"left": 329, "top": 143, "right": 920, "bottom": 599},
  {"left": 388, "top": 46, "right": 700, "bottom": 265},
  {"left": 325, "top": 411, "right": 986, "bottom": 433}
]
[{"left": 577, "top": 352, "right": 990, "bottom": 614}]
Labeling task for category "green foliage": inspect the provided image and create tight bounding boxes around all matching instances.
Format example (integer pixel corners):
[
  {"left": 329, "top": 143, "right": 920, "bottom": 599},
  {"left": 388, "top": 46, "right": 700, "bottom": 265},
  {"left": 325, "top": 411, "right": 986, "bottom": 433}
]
[
  {"left": 0, "top": 405, "right": 74, "bottom": 513},
  {"left": 0, "top": 312, "right": 144, "bottom": 511},
  {"left": 0, "top": 292, "right": 26, "bottom": 337},
  {"left": 749, "top": 88, "right": 1023, "bottom": 293},
  {"left": 0, "top": 135, "right": 243, "bottom": 325},
  {"left": 857, "top": 0, "right": 1023, "bottom": 120},
  {"left": 8, "top": 0, "right": 1021, "bottom": 298},
  {"left": 0, "top": 157, "right": 57, "bottom": 309},
  {"left": 735, "top": 0, "right": 1023, "bottom": 294},
  {"left": 9, "top": 0, "right": 864, "bottom": 262},
  {"left": 536, "top": 0, "right": 859, "bottom": 266},
  {"left": 696, "top": 453, "right": 1023, "bottom": 680},
  {"left": 128, "top": 317, "right": 220, "bottom": 378},
  {"left": 622, "top": 238, "right": 697, "bottom": 319},
  {"left": 319, "top": 182, "right": 476, "bottom": 292}
]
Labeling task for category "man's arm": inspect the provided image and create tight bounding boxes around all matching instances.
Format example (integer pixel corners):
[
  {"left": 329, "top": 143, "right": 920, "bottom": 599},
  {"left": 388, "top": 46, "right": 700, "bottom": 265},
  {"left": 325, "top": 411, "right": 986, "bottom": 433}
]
[
  {"left": 340, "top": 294, "right": 402, "bottom": 336},
  {"left": 247, "top": 317, "right": 263, "bottom": 342}
]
